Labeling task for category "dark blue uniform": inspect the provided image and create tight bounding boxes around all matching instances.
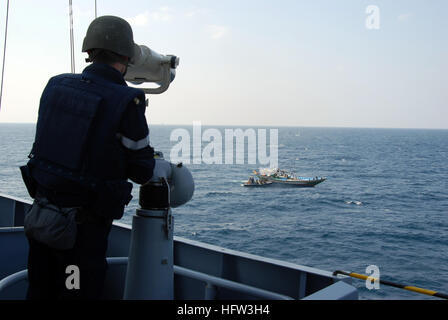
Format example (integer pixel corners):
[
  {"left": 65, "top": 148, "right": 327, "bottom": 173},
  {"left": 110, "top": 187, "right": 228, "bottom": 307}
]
[{"left": 24, "top": 63, "right": 155, "bottom": 299}]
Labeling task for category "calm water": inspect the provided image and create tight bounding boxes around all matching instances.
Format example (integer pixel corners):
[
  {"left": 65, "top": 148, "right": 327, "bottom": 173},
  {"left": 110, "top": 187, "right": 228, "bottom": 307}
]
[{"left": 1, "top": 123, "right": 447, "bottom": 300}]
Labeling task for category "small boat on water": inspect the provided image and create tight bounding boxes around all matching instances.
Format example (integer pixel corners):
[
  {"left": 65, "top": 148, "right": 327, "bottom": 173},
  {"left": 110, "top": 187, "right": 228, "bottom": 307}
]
[
  {"left": 268, "top": 176, "right": 326, "bottom": 187},
  {"left": 253, "top": 168, "right": 326, "bottom": 188},
  {"left": 242, "top": 176, "right": 273, "bottom": 187}
]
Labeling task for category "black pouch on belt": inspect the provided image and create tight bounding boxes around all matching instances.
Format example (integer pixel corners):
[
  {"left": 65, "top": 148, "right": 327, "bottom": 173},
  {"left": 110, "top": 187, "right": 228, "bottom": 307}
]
[{"left": 24, "top": 198, "right": 78, "bottom": 250}]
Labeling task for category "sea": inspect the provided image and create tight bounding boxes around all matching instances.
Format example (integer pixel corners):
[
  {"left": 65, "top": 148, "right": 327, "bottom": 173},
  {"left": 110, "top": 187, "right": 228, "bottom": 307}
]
[{"left": 1, "top": 123, "right": 447, "bottom": 300}]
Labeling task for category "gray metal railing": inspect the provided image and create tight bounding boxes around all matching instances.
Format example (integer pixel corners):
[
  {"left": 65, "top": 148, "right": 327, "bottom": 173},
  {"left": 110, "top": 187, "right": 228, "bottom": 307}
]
[
  {"left": 174, "top": 265, "right": 294, "bottom": 300},
  {"left": 0, "top": 257, "right": 294, "bottom": 300}
]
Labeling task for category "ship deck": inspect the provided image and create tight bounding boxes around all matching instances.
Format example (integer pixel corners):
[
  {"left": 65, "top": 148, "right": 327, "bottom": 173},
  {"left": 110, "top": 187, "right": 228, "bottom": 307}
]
[{"left": 0, "top": 193, "right": 357, "bottom": 300}]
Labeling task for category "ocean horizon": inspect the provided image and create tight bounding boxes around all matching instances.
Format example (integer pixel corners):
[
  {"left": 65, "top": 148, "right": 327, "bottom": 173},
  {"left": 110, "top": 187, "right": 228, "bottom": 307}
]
[{"left": 1, "top": 122, "right": 447, "bottom": 131}]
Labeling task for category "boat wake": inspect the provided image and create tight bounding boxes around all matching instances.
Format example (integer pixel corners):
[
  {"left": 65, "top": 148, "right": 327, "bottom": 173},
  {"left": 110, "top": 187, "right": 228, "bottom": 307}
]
[{"left": 345, "top": 200, "right": 363, "bottom": 206}]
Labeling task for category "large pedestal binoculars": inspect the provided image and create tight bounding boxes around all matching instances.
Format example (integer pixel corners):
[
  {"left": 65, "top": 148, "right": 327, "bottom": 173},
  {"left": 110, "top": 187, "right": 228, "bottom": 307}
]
[
  {"left": 124, "top": 164, "right": 194, "bottom": 300},
  {"left": 125, "top": 44, "right": 179, "bottom": 95},
  {"left": 140, "top": 162, "right": 194, "bottom": 209}
]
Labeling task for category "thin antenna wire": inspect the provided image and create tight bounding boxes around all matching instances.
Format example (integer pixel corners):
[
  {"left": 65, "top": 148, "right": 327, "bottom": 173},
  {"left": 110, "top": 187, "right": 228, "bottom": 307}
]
[
  {"left": 95, "top": 0, "right": 97, "bottom": 18},
  {"left": 69, "top": 0, "right": 75, "bottom": 73},
  {"left": 0, "top": 0, "right": 10, "bottom": 112}
]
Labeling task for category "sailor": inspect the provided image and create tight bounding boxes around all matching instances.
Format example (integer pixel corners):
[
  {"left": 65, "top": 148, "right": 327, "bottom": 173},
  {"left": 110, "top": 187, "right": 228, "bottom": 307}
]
[{"left": 20, "top": 16, "right": 171, "bottom": 299}]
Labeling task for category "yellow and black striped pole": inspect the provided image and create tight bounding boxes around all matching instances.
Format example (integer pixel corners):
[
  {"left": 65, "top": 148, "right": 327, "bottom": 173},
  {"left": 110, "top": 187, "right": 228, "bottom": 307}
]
[{"left": 333, "top": 270, "right": 448, "bottom": 300}]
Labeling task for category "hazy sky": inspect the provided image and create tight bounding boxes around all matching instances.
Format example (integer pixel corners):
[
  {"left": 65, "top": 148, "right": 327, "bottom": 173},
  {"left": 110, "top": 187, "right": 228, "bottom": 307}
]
[{"left": 0, "top": 0, "right": 446, "bottom": 129}]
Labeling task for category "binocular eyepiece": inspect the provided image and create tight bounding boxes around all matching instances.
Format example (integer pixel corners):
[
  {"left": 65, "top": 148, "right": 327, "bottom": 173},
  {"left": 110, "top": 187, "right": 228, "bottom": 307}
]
[{"left": 125, "top": 44, "right": 179, "bottom": 94}]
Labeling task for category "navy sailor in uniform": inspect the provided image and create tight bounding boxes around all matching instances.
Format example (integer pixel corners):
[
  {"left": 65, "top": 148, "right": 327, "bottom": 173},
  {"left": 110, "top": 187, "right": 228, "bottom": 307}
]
[{"left": 20, "top": 16, "right": 170, "bottom": 299}]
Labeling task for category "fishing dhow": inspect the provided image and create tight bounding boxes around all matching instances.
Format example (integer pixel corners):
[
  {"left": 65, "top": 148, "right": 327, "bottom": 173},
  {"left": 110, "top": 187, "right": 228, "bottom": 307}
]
[{"left": 244, "top": 169, "right": 326, "bottom": 187}]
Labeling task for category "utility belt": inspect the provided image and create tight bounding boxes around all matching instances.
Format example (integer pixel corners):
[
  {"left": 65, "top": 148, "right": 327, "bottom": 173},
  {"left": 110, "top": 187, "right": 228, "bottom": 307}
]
[
  {"left": 75, "top": 206, "right": 112, "bottom": 225},
  {"left": 20, "top": 158, "right": 133, "bottom": 221},
  {"left": 24, "top": 195, "right": 112, "bottom": 250},
  {"left": 33, "top": 190, "right": 110, "bottom": 225}
]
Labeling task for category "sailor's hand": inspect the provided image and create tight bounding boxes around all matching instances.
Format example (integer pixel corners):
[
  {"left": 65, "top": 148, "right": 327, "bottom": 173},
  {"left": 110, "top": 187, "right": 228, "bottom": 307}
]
[{"left": 149, "top": 158, "right": 173, "bottom": 182}]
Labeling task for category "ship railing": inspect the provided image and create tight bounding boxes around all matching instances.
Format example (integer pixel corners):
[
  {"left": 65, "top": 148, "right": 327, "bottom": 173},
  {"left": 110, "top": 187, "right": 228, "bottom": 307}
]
[{"left": 0, "top": 257, "right": 294, "bottom": 300}]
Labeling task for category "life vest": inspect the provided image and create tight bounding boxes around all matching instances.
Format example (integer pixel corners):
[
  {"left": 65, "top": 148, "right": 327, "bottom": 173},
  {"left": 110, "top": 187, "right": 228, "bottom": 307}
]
[{"left": 28, "top": 65, "right": 146, "bottom": 219}]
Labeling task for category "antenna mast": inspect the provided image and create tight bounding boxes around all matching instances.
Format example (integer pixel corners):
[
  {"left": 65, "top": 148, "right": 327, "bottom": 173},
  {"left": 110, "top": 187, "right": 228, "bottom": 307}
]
[
  {"left": 0, "top": 0, "right": 10, "bottom": 111},
  {"left": 69, "top": 0, "right": 75, "bottom": 73}
]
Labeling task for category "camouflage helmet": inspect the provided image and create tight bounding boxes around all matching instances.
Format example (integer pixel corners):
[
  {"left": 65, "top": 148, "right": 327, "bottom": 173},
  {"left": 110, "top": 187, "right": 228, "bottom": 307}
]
[{"left": 82, "top": 15, "right": 135, "bottom": 59}]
